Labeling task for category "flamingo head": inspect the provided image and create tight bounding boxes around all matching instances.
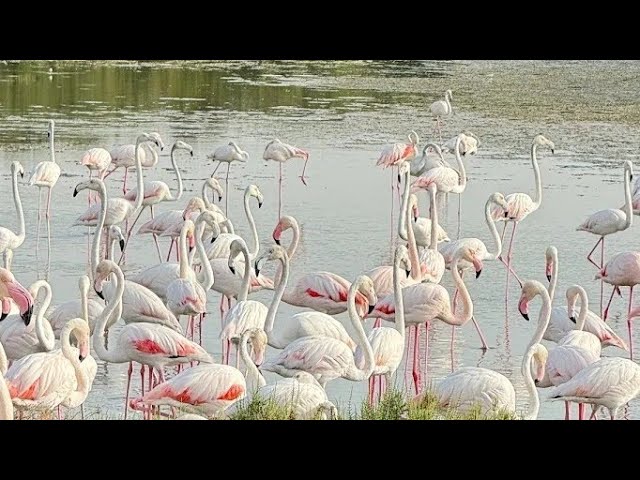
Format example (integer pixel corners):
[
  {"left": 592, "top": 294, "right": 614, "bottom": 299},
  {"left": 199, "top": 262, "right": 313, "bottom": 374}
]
[
  {"left": 73, "top": 179, "right": 103, "bottom": 198},
  {"left": 488, "top": 192, "right": 509, "bottom": 218},
  {"left": 529, "top": 344, "right": 548, "bottom": 385},
  {"left": 1, "top": 297, "right": 11, "bottom": 321},
  {"left": 244, "top": 328, "right": 268, "bottom": 366},
  {"left": 0, "top": 268, "right": 34, "bottom": 325},
  {"left": 229, "top": 141, "right": 249, "bottom": 161},
  {"left": 518, "top": 280, "right": 545, "bottom": 321},
  {"left": 11, "top": 161, "right": 24, "bottom": 179},
  {"left": 396, "top": 244, "right": 411, "bottom": 278},
  {"left": 182, "top": 197, "right": 206, "bottom": 221},
  {"left": 108, "top": 225, "right": 125, "bottom": 252},
  {"left": 185, "top": 222, "right": 196, "bottom": 253},
  {"left": 47, "top": 119, "right": 54, "bottom": 137},
  {"left": 247, "top": 184, "right": 264, "bottom": 209},
  {"left": 228, "top": 239, "right": 248, "bottom": 275},
  {"left": 408, "top": 130, "right": 419, "bottom": 146},
  {"left": 455, "top": 246, "right": 483, "bottom": 278},
  {"left": 148, "top": 132, "right": 165, "bottom": 151},
  {"left": 533, "top": 134, "right": 555, "bottom": 154},
  {"left": 72, "top": 321, "right": 91, "bottom": 362},
  {"left": 272, "top": 215, "right": 298, "bottom": 246},
  {"left": 354, "top": 275, "right": 377, "bottom": 317},
  {"left": 409, "top": 194, "right": 419, "bottom": 221},
  {"left": 93, "top": 260, "right": 118, "bottom": 300},
  {"left": 445, "top": 89, "right": 453, "bottom": 100},
  {"left": 254, "top": 245, "right": 287, "bottom": 277},
  {"left": 545, "top": 246, "right": 557, "bottom": 283},
  {"left": 206, "top": 178, "right": 224, "bottom": 202},
  {"left": 624, "top": 160, "right": 634, "bottom": 182},
  {"left": 173, "top": 140, "right": 194, "bottom": 157}
]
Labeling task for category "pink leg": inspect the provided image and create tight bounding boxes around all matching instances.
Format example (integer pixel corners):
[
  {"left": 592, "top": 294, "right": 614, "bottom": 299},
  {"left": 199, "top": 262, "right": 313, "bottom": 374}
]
[
  {"left": 423, "top": 322, "right": 430, "bottom": 388},
  {"left": 603, "top": 286, "right": 618, "bottom": 321},
  {"left": 225, "top": 162, "right": 231, "bottom": 217},
  {"left": 578, "top": 403, "right": 585, "bottom": 420},
  {"left": 600, "top": 238, "right": 605, "bottom": 319},
  {"left": 471, "top": 316, "right": 489, "bottom": 350},
  {"left": 150, "top": 206, "right": 163, "bottom": 262},
  {"left": 628, "top": 286, "right": 635, "bottom": 360},
  {"left": 377, "top": 374, "right": 383, "bottom": 403},
  {"left": 586, "top": 236, "right": 604, "bottom": 270},
  {"left": 278, "top": 162, "right": 283, "bottom": 221},
  {"left": 374, "top": 317, "right": 381, "bottom": 328},
  {"left": 412, "top": 325, "right": 421, "bottom": 395},
  {"left": 102, "top": 166, "right": 117, "bottom": 180},
  {"left": 504, "top": 222, "right": 523, "bottom": 287},
  {"left": 450, "top": 325, "right": 456, "bottom": 370},
  {"left": 368, "top": 376, "right": 374, "bottom": 405},
  {"left": 166, "top": 239, "right": 175, "bottom": 262},
  {"left": 124, "top": 362, "right": 133, "bottom": 420},
  {"left": 404, "top": 325, "right": 413, "bottom": 392},
  {"left": 122, "top": 167, "right": 129, "bottom": 195},
  {"left": 565, "top": 401, "right": 570, "bottom": 420}
]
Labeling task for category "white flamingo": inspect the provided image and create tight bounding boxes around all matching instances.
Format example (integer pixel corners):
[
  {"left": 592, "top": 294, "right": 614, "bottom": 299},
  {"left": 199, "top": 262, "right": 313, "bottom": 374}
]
[
  {"left": 0, "top": 161, "right": 25, "bottom": 270},
  {"left": 47, "top": 275, "right": 105, "bottom": 338},
  {"left": 430, "top": 89, "right": 453, "bottom": 141},
  {"left": 105, "top": 132, "right": 164, "bottom": 194},
  {"left": 28, "top": 120, "right": 60, "bottom": 232},
  {"left": 441, "top": 131, "right": 480, "bottom": 157},
  {"left": 208, "top": 141, "right": 249, "bottom": 215}
]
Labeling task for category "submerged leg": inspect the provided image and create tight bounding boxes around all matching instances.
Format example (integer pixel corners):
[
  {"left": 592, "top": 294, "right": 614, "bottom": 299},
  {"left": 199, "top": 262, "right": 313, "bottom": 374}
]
[
  {"left": 471, "top": 315, "right": 489, "bottom": 350},
  {"left": 603, "top": 286, "right": 618, "bottom": 321},
  {"left": 412, "top": 325, "right": 421, "bottom": 396},
  {"left": 150, "top": 205, "right": 163, "bottom": 262},
  {"left": 124, "top": 362, "right": 133, "bottom": 420},
  {"left": 628, "top": 286, "right": 635, "bottom": 360},
  {"left": 119, "top": 207, "right": 146, "bottom": 264},
  {"left": 586, "top": 236, "right": 604, "bottom": 270}
]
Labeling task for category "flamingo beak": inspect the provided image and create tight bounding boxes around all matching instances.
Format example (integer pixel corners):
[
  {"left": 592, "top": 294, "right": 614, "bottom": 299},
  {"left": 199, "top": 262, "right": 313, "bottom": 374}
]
[
  {"left": 229, "top": 265, "right": 236, "bottom": 275},
  {"left": 190, "top": 151, "right": 194, "bottom": 157},
  {"left": 368, "top": 304, "right": 375, "bottom": 315},
  {"left": 258, "top": 201, "right": 263, "bottom": 209},
  {"left": 20, "top": 171, "right": 23, "bottom": 179},
  {"left": 551, "top": 149, "right": 555, "bottom": 154},
  {"left": 73, "top": 187, "right": 79, "bottom": 197},
  {"left": 546, "top": 274, "right": 552, "bottom": 282},
  {"left": 218, "top": 195, "right": 223, "bottom": 202},
  {"left": 569, "top": 316, "right": 577, "bottom": 324},
  {"left": 95, "top": 288, "right": 104, "bottom": 300},
  {"left": 119, "top": 239, "right": 125, "bottom": 252},
  {"left": 405, "top": 269, "right": 411, "bottom": 278},
  {"left": 518, "top": 297, "right": 529, "bottom": 321},
  {"left": 274, "top": 237, "right": 281, "bottom": 246},
  {"left": 21, "top": 305, "right": 33, "bottom": 326},
  {"left": 211, "top": 235, "right": 218, "bottom": 244}
]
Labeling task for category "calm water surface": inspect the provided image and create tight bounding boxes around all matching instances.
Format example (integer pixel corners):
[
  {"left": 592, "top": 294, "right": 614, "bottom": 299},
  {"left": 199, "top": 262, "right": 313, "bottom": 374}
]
[{"left": 1, "top": 60, "right": 640, "bottom": 419}]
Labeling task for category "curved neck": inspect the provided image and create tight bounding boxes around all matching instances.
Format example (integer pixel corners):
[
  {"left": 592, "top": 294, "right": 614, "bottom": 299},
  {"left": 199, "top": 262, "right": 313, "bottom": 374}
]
[
  {"left": 195, "top": 222, "right": 214, "bottom": 290},
  {"left": 444, "top": 92, "right": 451, "bottom": 111},
  {"left": 405, "top": 200, "right": 420, "bottom": 281},
  {"left": 108, "top": 235, "right": 117, "bottom": 262},
  {"left": 131, "top": 137, "right": 146, "bottom": 214},
  {"left": 238, "top": 244, "right": 252, "bottom": 302},
  {"left": 347, "top": 279, "right": 374, "bottom": 380},
  {"left": 452, "top": 137, "right": 467, "bottom": 193},
  {"left": 449, "top": 257, "right": 473, "bottom": 325},
  {"left": 178, "top": 226, "right": 189, "bottom": 279},
  {"left": 575, "top": 286, "right": 589, "bottom": 332},
  {"left": 428, "top": 187, "right": 439, "bottom": 251},
  {"left": 0, "top": 341, "right": 6, "bottom": 375},
  {"left": 81, "top": 283, "right": 89, "bottom": 325},
  {"left": 93, "top": 266, "right": 128, "bottom": 363},
  {"left": 62, "top": 323, "right": 89, "bottom": 393},
  {"left": 531, "top": 144, "right": 542, "bottom": 209},
  {"left": 143, "top": 143, "right": 159, "bottom": 167},
  {"left": 201, "top": 182, "right": 212, "bottom": 209},
  {"left": 398, "top": 168, "right": 411, "bottom": 241},
  {"left": 623, "top": 168, "right": 633, "bottom": 229},
  {"left": 275, "top": 222, "right": 300, "bottom": 286},
  {"left": 33, "top": 282, "right": 55, "bottom": 351},
  {"left": 392, "top": 252, "right": 405, "bottom": 339},
  {"left": 548, "top": 250, "right": 559, "bottom": 303},
  {"left": 168, "top": 146, "right": 184, "bottom": 202},
  {"left": 239, "top": 336, "right": 266, "bottom": 390},
  {"left": 49, "top": 126, "right": 56, "bottom": 163},
  {"left": 244, "top": 192, "right": 259, "bottom": 258},
  {"left": 409, "top": 154, "right": 427, "bottom": 177},
  {"left": 264, "top": 254, "right": 289, "bottom": 333},
  {"left": 12, "top": 166, "right": 25, "bottom": 243},
  {"left": 529, "top": 287, "right": 552, "bottom": 349},
  {"left": 90, "top": 182, "right": 108, "bottom": 281},
  {"left": 521, "top": 345, "right": 540, "bottom": 420},
  {"left": 484, "top": 198, "right": 502, "bottom": 260}
]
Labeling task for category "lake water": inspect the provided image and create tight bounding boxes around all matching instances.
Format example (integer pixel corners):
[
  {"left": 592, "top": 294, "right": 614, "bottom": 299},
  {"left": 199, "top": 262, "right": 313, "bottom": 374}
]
[{"left": 2, "top": 60, "right": 640, "bottom": 420}]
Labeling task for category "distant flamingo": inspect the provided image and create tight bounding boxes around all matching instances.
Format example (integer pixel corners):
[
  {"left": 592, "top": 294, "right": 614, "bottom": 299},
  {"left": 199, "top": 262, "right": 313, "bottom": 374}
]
[
  {"left": 262, "top": 275, "right": 376, "bottom": 388},
  {"left": 208, "top": 141, "right": 249, "bottom": 215},
  {"left": 105, "top": 132, "right": 164, "bottom": 194},
  {"left": 91, "top": 260, "right": 211, "bottom": 419},
  {"left": 0, "top": 268, "right": 34, "bottom": 324},
  {"left": 48, "top": 275, "right": 105, "bottom": 339},
  {"left": 430, "top": 90, "right": 453, "bottom": 142},
  {"left": 28, "top": 120, "right": 60, "bottom": 234},
  {"left": 121, "top": 140, "right": 193, "bottom": 262},
  {"left": 441, "top": 131, "right": 480, "bottom": 157},
  {"left": 4, "top": 318, "right": 91, "bottom": 418},
  {"left": 0, "top": 341, "right": 13, "bottom": 419},
  {"left": 263, "top": 138, "right": 310, "bottom": 219},
  {"left": 489, "top": 134, "right": 555, "bottom": 289},
  {"left": 79, "top": 148, "right": 112, "bottom": 205},
  {"left": 596, "top": 251, "right": 640, "bottom": 358},
  {"left": 427, "top": 279, "right": 550, "bottom": 419},
  {"left": 408, "top": 142, "right": 446, "bottom": 177},
  {"left": 577, "top": 160, "right": 633, "bottom": 318},
  {"left": 0, "top": 161, "right": 25, "bottom": 270}
]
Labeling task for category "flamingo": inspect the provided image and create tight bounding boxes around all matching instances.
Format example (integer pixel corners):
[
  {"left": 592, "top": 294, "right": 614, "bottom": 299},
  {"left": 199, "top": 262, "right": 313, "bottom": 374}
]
[
  {"left": 47, "top": 275, "right": 105, "bottom": 339},
  {"left": 207, "top": 141, "right": 249, "bottom": 216},
  {"left": 406, "top": 194, "right": 450, "bottom": 247},
  {"left": 441, "top": 131, "right": 480, "bottom": 157},
  {"left": 596, "top": 251, "right": 640, "bottom": 358},
  {"left": 359, "top": 245, "right": 411, "bottom": 404},
  {"left": 271, "top": 215, "right": 372, "bottom": 317},
  {"left": 577, "top": 160, "right": 633, "bottom": 318},
  {"left": 232, "top": 329, "right": 337, "bottom": 420},
  {"left": 120, "top": 140, "right": 193, "bottom": 262},
  {"left": 91, "top": 260, "right": 212, "bottom": 419},
  {"left": 408, "top": 142, "right": 446, "bottom": 178},
  {"left": 416, "top": 184, "right": 446, "bottom": 284},
  {"left": 412, "top": 134, "right": 468, "bottom": 236},
  {"left": 261, "top": 275, "right": 376, "bottom": 389},
  {"left": 28, "top": 120, "right": 60, "bottom": 239},
  {"left": 0, "top": 161, "right": 25, "bottom": 270},
  {"left": 428, "top": 279, "right": 550, "bottom": 419},
  {"left": 548, "top": 354, "right": 640, "bottom": 420},
  {"left": 79, "top": 147, "right": 112, "bottom": 205},
  {"left": 0, "top": 341, "right": 12, "bottom": 419},
  {"left": 489, "top": 134, "right": 555, "bottom": 289},
  {"left": 0, "top": 268, "right": 34, "bottom": 324},
  {"left": 430, "top": 89, "right": 453, "bottom": 142},
  {"left": 0, "top": 280, "right": 55, "bottom": 360},
  {"left": 4, "top": 318, "right": 92, "bottom": 418},
  {"left": 129, "top": 328, "right": 264, "bottom": 419},
  {"left": 104, "top": 132, "right": 165, "bottom": 194},
  {"left": 368, "top": 245, "right": 479, "bottom": 394},
  {"left": 263, "top": 138, "right": 310, "bottom": 219},
  {"left": 544, "top": 246, "right": 626, "bottom": 350}
]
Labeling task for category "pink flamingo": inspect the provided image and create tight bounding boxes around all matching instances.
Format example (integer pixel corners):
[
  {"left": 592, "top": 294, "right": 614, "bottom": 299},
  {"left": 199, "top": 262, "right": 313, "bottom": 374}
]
[
  {"left": 79, "top": 147, "right": 112, "bottom": 205},
  {"left": 263, "top": 138, "right": 310, "bottom": 219},
  {"left": 4, "top": 318, "right": 92, "bottom": 418},
  {"left": 0, "top": 268, "right": 34, "bottom": 324},
  {"left": 577, "top": 160, "right": 633, "bottom": 318},
  {"left": 596, "top": 251, "right": 640, "bottom": 358},
  {"left": 207, "top": 141, "right": 249, "bottom": 216},
  {"left": 91, "top": 260, "right": 212, "bottom": 419},
  {"left": 0, "top": 161, "right": 25, "bottom": 270},
  {"left": 262, "top": 275, "right": 376, "bottom": 389},
  {"left": 48, "top": 275, "right": 105, "bottom": 339},
  {"left": 104, "top": 132, "right": 165, "bottom": 194},
  {"left": 488, "top": 134, "right": 555, "bottom": 290},
  {"left": 120, "top": 140, "right": 193, "bottom": 262},
  {"left": 430, "top": 90, "right": 452, "bottom": 142},
  {"left": 368, "top": 245, "right": 478, "bottom": 395},
  {"left": 271, "top": 215, "right": 371, "bottom": 317}
]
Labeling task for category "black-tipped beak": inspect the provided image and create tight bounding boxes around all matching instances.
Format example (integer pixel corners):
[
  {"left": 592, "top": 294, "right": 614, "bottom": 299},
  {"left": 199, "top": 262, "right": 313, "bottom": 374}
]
[
  {"left": 79, "top": 354, "right": 86, "bottom": 362},
  {"left": 569, "top": 316, "right": 577, "bottom": 324},
  {"left": 274, "top": 238, "right": 281, "bottom": 246},
  {"left": 73, "top": 187, "right": 79, "bottom": 197},
  {"left": 95, "top": 288, "right": 104, "bottom": 300},
  {"left": 631, "top": 174, "right": 634, "bottom": 181},
  {"left": 190, "top": 151, "right": 194, "bottom": 157},
  {"left": 397, "top": 173, "right": 401, "bottom": 184},
  {"left": 405, "top": 269, "right": 410, "bottom": 278},
  {"left": 368, "top": 304, "right": 375, "bottom": 315},
  {"left": 217, "top": 195, "right": 223, "bottom": 202},
  {"left": 551, "top": 149, "right": 555, "bottom": 154},
  {"left": 189, "top": 245, "right": 194, "bottom": 253},
  {"left": 546, "top": 274, "right": 551, "bottom": 282},
  {"left": 534, "top": 379, "right": 539, "bottom": 386},
  {"left": 119, "top": 239, "right": 125, "bottom": 252},
  {"left": 475, "top": 269, "right": 482, "bottom": 279},
  {"left": 503, "top": 211, "right": 508, "bottom": 218},
  {"left": 229, "top": 265, "right": 236, "bottom": 275},
  {"left": 21, "top": 305, "right": 33, "bottom": 326},
  {"left": 20, "top": 172, "right": 23, "bottom": 179},
  {"left": 520, "top": 311, "right": 529, "bottom": 321},
  {"left": 210, "top": 236, "right": 218, "bottom": 244},
  {"left": 413, "top": 214, "right": 418, "bottom": 222},
  {"left": 254, "top": 266, "right": 260, "bottom": 277},
  {"left": 258, "top": 201, "right": 263, "bottom": 209},
  {"left": 0, "top": 311, "right": 7, "bottom": 321}
]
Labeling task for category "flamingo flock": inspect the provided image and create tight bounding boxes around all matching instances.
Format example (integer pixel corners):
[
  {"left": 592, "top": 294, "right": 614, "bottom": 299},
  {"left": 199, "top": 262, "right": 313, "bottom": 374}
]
[{"left": 1, "top": 86, "right": 640, "bottom": 422}]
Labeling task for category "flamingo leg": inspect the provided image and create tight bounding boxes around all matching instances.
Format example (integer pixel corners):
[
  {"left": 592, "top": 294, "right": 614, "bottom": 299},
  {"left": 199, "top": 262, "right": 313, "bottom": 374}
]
[
  {"left": 122, "top": 167, "right": 129, "bottom": 195},
  {"left": 603, "top": 286, "right": 618, "bottom": 321},
  {"left": 124, "top": 361, "right": 133, "bottom": 420},
  {"left": 423, "top": 321, "right": 430, "bottom": 388},
  {"left": 373, "top": 317, "right": 381, "bottom": 328},
  {"left": 600, "top": 237, "right": 605, "bottom": 319},
  {"left": 450, "top": 325, "right": 456, "bottom": 371},
  {"left": 119, "top": 206, "right": 146, "bottom": 264},
  {"left": 404, "top": 325, "right": 413, "bottom": 392},
  {"left": 46, "top": 186, "right": 52, "bottom": 220},
  {"left": 211, "top": 160, "right": 222, "bottom": 177},
  {"left": 565, "top": 401, "right": 570, "bottom": 420},
  {"left": 628, "top": 286, "right": 635, "bottom": 360},
  {"left": 586, "top": 236, "right": 604, "bottom": 270},
  {"left": 457, "top": 193, "right": 462, "bottom": 240},
  {"left": 88, "top": 170, "right": 93, "bottom": 206},
  {"left": 368, "top": 376, "right": 374, "bottom": 405},
  {"left": 150, "top": 205, "right": 163, "bottom": 262},
  {"left": 279, "top": 162, "right": 283, "bottom": 221},
  {"left": 166, "top": 239, "right": 175, "bottom": 262},
  {"left": 412, "top": 324, "right": 421, "bottom": 395},
  {"left": 390, "top": 168, "right": 394, "bottom": 250},
  {"left": 36, "top": 187, "right": 42, "bottom": 252},
  {"left": 504, "top": 222, "right": 523, "bottom": 287},
  {"left": 102, "top": 166, "right": 117, "bottom": 180},
  {"left": 578, "top": 403, "right": 585, "bottom": 420},
  {"left": 299, "top": 155, "right": 309, "bottom": 186},
  {"left": 225, "top": 162, "right": 231, "bottom": 217},
  {"left": 471, "top": 315, "right": 489, "bottom": 350}
]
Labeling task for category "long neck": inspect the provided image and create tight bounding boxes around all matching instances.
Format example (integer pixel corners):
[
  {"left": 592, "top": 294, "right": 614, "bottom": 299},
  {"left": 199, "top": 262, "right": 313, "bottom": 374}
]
[
  {"left": 0, "top": 342, "right": 12, "bottom": 418},
  {"left": 409, "top": 154, "right": 427, "bottom": 177},
  {"left": 346, "top": 280, "right": 374, "bottom": 381},
  {"left": 275, "top": 222, "right": 300, "bottom": 286},
  {"left": 529, "top": 287, "right": 552, "bottom": 349},
  {"left": 623, "top": 169, "right": 633, "bottom": 229},
  {"left": 61, "top": 326, "right": 90, "bottom": 401},
  {"left": 238, "top": 244, "right": 252, "bottom": 302},
  {"left": 444, "top": 93, "right": 451, "bottom": 112},
  {"left": 195, "top": 223, "right": 214, "bottom": 290},
  {"left": 264, "top": 254, "right": 289, "bottom": 333},
  {"left": 398, "top": 168, "right": 411, "bottom": 241},
  {"left": 167, "top": 146, "right": 184, "bottom": 202},
  {"left": 108, "top": 236, "right": 117, "bottom": 261},
  {"left": 405, "top": 200, "right": 420, "bottom": 281},
  {"left": 131, "top": 138, "right": 146, "bottom": 214},
  {"left": 178, "top": 227, "right": 189, "bottom": 279},
  {"left": 239, "top": 337, "right": 266, "bottom": 390},
  {"left": 244, "top": 193, "right": 259, "bottom": 259},
  {"left": 93, "top": 267, "right": 128, "bottom": 363},
  {"left": 452, "top": 137, "right": 467, "bottom": 193},
  {"left": 81, "top": 283, "right": 89, "bottom": 325},
  {"left": 531, "top": 144, "right": 542, "bottom": 208},
  {"left": 49, "top": 126, "right": 56, "bottom": 163},
  {"left": 548, "top": 250, "right": 559, "bottom": 303},
  {"left": 449, "top": 257, "right": 473, "bottom": 325},
  {"left": 575, "top": 286, "right": 589, "bottom": 332},
  {"left": 428, "top": 187, "right": 439, "bottom": 251},
  {"left": 90, "top": 182, "right": 107, "bottom": 280},
  {"left": 201, "top": 182, "right": 212, "bottom": 209},
  {"left": 34, "top": 283, "right": 55, "bottom": 351},
  {"left": 521, "top": 345, "right": 540, "bottom": 420},
  {"left": 484, "top": 199, "right": 502, "bottom": 260},
  {"left": 393, "top": 253, "right": 405, "bottom": 339},
  {"left": 143, "top": 143, "right": 159, "bottom": 167},
  {"left": 11, "top": 167, "right": 25, "bottom": 243}
]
